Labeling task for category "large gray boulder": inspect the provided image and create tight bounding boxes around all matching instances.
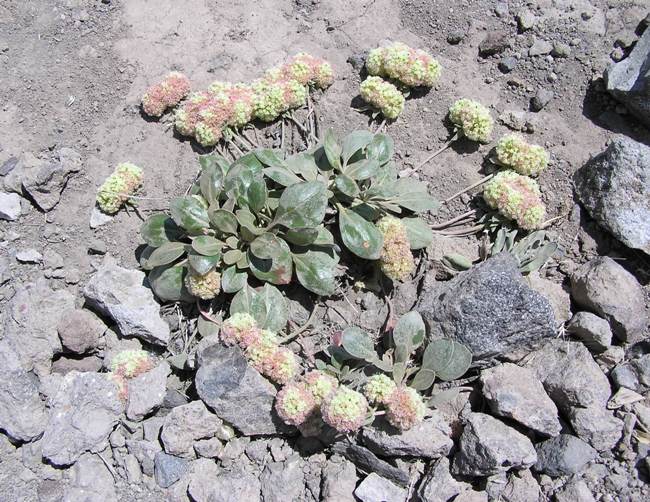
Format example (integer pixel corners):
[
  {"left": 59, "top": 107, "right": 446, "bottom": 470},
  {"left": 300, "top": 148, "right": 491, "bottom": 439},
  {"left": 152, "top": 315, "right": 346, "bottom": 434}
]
[
  {"left": 417, "top": 253, "right": 556, "bottom": 360},
  {"left": 84, "top": 255, "right": 170, "bottom": 346},
  {"left": 605, "top": 29, "right": 650, "bottom": 127},
  {"left": 574, "top": 138, "right": 650, "bottom": 255}
]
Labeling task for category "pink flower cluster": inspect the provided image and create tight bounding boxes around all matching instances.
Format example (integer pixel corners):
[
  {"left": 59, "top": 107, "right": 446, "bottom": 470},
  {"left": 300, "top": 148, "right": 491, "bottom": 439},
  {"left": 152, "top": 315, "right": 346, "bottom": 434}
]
[{"left": 141, "top": 72, "right": 191, "bottom": 117}]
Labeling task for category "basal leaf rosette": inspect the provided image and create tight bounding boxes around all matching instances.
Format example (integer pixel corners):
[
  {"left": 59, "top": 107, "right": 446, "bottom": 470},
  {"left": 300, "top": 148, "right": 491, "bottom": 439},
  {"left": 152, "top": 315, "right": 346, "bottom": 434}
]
[
  {"left": 96, "top": 162, "right": 143, "bottom": 214},
  {"left": 449, "top": 98, "right": 494, "bottom": 143},
  {"left": 495, "top": 134, "right": 549, "bottom": 176},
  {"left": 483, "top": 170, "right": 546, "bottom": 230}
]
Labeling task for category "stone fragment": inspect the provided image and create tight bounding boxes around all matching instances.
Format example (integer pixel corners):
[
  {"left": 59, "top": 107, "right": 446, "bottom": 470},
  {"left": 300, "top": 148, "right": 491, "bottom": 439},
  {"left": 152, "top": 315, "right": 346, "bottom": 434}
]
[
  {"left": 479, "top": 31, "right": 511, "bottom": 57},
  {"left": 154, "top": 452, "right": 190, "bottom": 488},
  {"left": 194, "top": 437, "right": 223, "bottom": 458},
  {"left": 553, "top": 478, "right": 596, "bottom": 502},
  {"left": 533, "top": 434, "right": 597, "bottom": 477},
  {"left": 333, "top": 442, "right": 410, "bottom": 487},
  {"left": 188, "top": 463, "right": 262, "bottom": 501},
  {"left": 260, "top": 457, "right": 306, "bottom": 502},
  {"left": 52, "top": 355, "right": 103, "bottom": 374},
  {"left": 161, "top": 400, "right": 223, "bottom": 457},
  {"left": 57, "top": 309, "right": 106, "bottom": 354},
  {"left": 498, "top": 56, "right": 518, "bottom": 73},
  {"left": 529, "top": 39, "right": 553, "bottom": 56},
  {"left": 516, "top": 9, "right": 536, "bottom": 31},
  {"left": 321, "top": 456, "right": 357, "bottom": 502},
  {"left": 526, "top": 272, "right": 571, "bottom": 323},
  {"left": 499, "top": 469, "right": 540, "bottom": 502},
  {"left": 355, "top": 473, "right": 407, "bottom": 502},
  {"left": 417, "top": 457, "right": 467, "bottom": 502},
  {"left": 567, "top": 406, "right": 623, "bottom": 451},
  {"left": 63, "top": 453, "right": 116, "bottom": 502},
  {"left": 126, "top": 361, "right": 170, "bottom": 421},
  {"left": 126, "top": 439, "right": 161, "bottom": 476},
  {"left": 551, "top": 42, "right": 571, "bottom": 58},
  {"left": 531, "top": 88, "right": 553, "bottom": 111},
  {"left": 566, "top": 311, "right": 612, "bottom": 352},
  {"left": 0, "top": 192, "right": 20, "bottom": 220},
  {"left": 15, "top": 248, "right": 42, "bottom": 263}
]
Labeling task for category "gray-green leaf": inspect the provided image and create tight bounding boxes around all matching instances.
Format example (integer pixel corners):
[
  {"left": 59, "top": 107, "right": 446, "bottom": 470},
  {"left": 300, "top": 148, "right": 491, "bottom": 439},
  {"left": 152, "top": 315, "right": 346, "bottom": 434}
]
[
  {"left": 292, "top": 249, "right": 338, "bottom": 296},
  {"left": 338, "top": 206, "right": 383, "bottom": 260},
  {"left": 273, "top": 181, "right": 328, "bottom": 229}
]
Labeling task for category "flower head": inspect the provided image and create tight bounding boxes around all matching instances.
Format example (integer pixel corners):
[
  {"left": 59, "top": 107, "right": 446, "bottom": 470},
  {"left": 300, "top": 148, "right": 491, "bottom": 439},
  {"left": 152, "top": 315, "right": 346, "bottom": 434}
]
[
  {"left": 264, "top": 347, "right": 299, "bottom": 384},
  {"left": 449, "top": 98, "right": 493, "bottom": 143},
  {"left": 252, "top": 79, "right": 286, "bottom": 122},
  {"left": 385, "top": 386, "right": 426, "bottom": 431},
  {"left": 96, "top": 162, "right": 143, "bottom": 214},
  {"left": 496, "top": 134, "right": 549, "bottom": 176},
  {"left": 321, "top": 386, "right": 368, "bottom": 433},
  {"left": 174, "top": 91, "right": 211, "bottom": 136},
  {"left": 245, "top": 330, "right": 280, "bottom": 372},
  {"left": 275, "top": 382, "right": 316, "bottom": 426},
  {"left": 110, "top": 349, "right": 154, "bottom": 379},
  {"left": 220, "top": 313, "right": 260, "bottom": 348},
  {"left": 366, "top": 42, "right": 441, "bottom": 87},
  {"left": 360, "top": 76, "right": 405, "bottom": 119},
  {"left": 185, "top": 269, "right": 221, "bottom": 300},
  {"left": 366, "top": 47, "right": 386, "bottom": 76},
  {"left": 142, "top": 72, "right": 191, "bottom": 117},
  {"left": 364, "top": 374, "right": 397, "bottom": 405},
  {"left": 483, "top": 170, "right": 546, "bottom": 230},
  {"left": 303, "top": 371, "right": 338, "bottom": 404},
  {"left": 376, "top": 216, "right": 414, "bottom": 281}
]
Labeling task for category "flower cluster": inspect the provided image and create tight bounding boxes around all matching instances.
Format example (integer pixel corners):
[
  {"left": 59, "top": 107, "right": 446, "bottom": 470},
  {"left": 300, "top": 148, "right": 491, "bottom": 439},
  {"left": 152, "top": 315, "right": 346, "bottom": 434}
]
[
  {"left": 220, "top": 314, "right": 298, "bottom": 384},
  {"left": 321, "top": 386, "right": 369, "bottom": 433},
  {"left": 109, "top": 349, "right": 155, "bottom": 401},
  {"left": 142, "top": 72, "right": 191, "bottom": 117},
  {"left": 359, "top": 76, "right": 405, "bottom": 119},
  {"left": 366, "top": 42, "right": 441, "bottom": 87},
  {"left": 385, "top": 386, "right": 426, "bottom": 431},
  {"left": 172, "top": 53, "right": 333, "bottom": 146},
  {"left": 96, "top": 162, "right": 143, "bottom": 214},
  {"left": 483, "top": 170, "right": 546, "bottom": 230},
  {"left": 364, "top": 374, "right": 397, "bottom": 404},
  {"left": 185, "top": 269, "right": 221, "bottom": 300},
  {"left": 495, "top": 134, "right": 550, "bottom": 176},
  {"left": 448, "top": 98, "right": 494, "bottom": 143},
  {"left": 376, "top": 216, "right": 415, "bottom": 281}
]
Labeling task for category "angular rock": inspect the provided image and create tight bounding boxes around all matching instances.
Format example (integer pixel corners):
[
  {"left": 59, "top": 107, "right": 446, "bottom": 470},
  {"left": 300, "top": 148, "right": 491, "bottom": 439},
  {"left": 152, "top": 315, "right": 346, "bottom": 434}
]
[
  {"left": 0, "top": 341, "right": 47, "bottom": 442},
  {"left": 533, "top": 434, "right": 597, "bottom": 477},
  {"left": 84, "top": 255, "right": 170, "bottom": 345},
  {"left": 498, "top": 56, "right": 518, "bottom": 73},
  {"left": 355, "top": 473, "right": 407, "bottom": 502},
  {"left": 154, "top": 452, "right": 190, "bottom": 488},
  {"left": 574, "top": 138, "right": 650, "bottom": 255},
  {"left": 478, "top": 31, "right": 511, "bottom": 57},
  {"left": 333, "top": 442, "right": 410, "bottom": 487},
  {"left": 15, "top": 248, "right": 42, "bottom": 263},
  {"left": 516, "top": 9, "right": 535, "bottom": 31},
  {"left": 529, "top": 39, "right": 553, "bottom": 56},
  {"left": 260, "top": 457, "right": 306, "bottom": 502},
  {"left": 417, "top": 457, "right": 467, "bottom": 502},
  {"left": 605, "top": 29, "right": 650, "bottom": 127},
  {"left": 57, "top": 309, "right": 106, "bottom": 354},
  {"left": 567, "top": 406, "right": 623, "bottom": 451},
  {"left": 455, "top": 492, "right": 488, "bottom": 502},
  {"left": 41, "top": 372, "right": 123, "bottom": 466},
  {"left": 566, "top": 311, "right": 612, "bottom": 352},
  {"left": 417, "top": 253, "right": 556, "bottom": 360},
  {"left": 89, "top": 206, "right": 112, "bottom": 229},
  {"left": 522, "top": 339, "right": 611, "bottom": 413},
  {"left": 612, "top": 354, "right": 650, "bottom": 391},
  {"left": 2, "top": 279, "right": 76, "bottom": 375},
  {"left": 551, "top": 42, "right": 571, "bottom": 58},
  {"left": 321, "top": 456, "right": 357, "bottom": 502},
  {"left": 188, "top": 463, "right": 262, "bottom": 501},
  {"left": 52, "top": 355, "right": 103, "bottom": 374},
  {"left": 480, "top": 363, "right": 561, "bottom": 437},
  {"left": 361, "top": 413, "right": 452, "bottom": 458},
  {"left": 499, "top": 469, "right": 540, "bottom": 502},
  {"left": 126, "top": 439, "right": 161, "bottom": 476},
  {"left": 0, "top": 192, "right": 20, "bottom": 220},
  {"left": 126, "top": 361, "right": 170, "bottom": 421},
  {"left": 526, "top": 272, "right": 571, "bottom": 323},
  {"left": 531, "top": 88, "right": 553, "bottom": 111},
  {"left": 194, "top": 437, "right": 223, "bottom": 459},
  {"left": 195, "top": 343, "right": 285, "bottom": 435},
  {"left": 63, "top": 453, "right": 116, "bottom": 502},
  {"left": 161, "top": 400, "right": 223, "bottom": 457},
  {"left": 453, "top": 413, "right": 537, "bottom": 476},
  {"left": 570, "top": 256, "right": 647, "bottom": 342},
  {"left": 554, "top": 478, "right": 596, "bottom": 502}
]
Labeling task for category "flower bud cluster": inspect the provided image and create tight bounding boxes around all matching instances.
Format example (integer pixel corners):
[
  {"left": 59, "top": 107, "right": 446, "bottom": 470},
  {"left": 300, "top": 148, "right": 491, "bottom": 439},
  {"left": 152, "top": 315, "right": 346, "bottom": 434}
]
[
  {"left": 142, "top": 72, "right": 191, "bottom": 117},
  {"left": 359, "top": 76, "right": 405, "bottom": 119},
  {"left": 448, "top": 98, "right": 494, "bottom": 143},
  {"left": 366, "top": 42, "right": 441, "bottom": 87},
  {"left": 185, "top": 269, "right": 221, "bottom": 300},
  {"left": 109, "top": 349, "right": 155, "bottom": 401},
  {"left": 483, "top": 170, "right": 546, "bottom": 230},
  {"left": 96, "top": 162, "right": 143, "bottom": 214},
  {"left": 376, "top": 216, "right": 415, "bottom": 281},
  {"left": 495, "top": 134, "right": 549, "bottom": 176}
]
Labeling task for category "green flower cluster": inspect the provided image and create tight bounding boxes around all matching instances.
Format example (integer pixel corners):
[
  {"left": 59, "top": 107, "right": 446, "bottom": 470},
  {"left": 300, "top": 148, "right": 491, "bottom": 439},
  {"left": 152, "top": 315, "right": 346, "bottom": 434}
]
[
  {"left": 185, "top": 269, "right": 221, "bottom": 300},
  {"left": 483, "top": 170, "right": 546, "bottom": 230},
  {"left": 359, "top": 76, "right": 405, "bottom": 119},
  {"left": 366, "top": 42, "right": 441, "bottom": 87},
  {"left": 376, "top": 216, "right": 415, "bottom": 281},
  {"left": 109, "top": 349, "right": 155, "bottom": 401},
  {"left": 96, "top": 162, "right": 143, "bottom": 215},
  {"left": 449, "top": 98, "right": 494, "bottom": 143},
  {"left": 496, "top": 134, "right": 550, "bottom": 176},
  {"left": 364, "top": 374, "right": 396, "bottom": 404},
  {"left": 173, "top": 53, "right": 333, "bottom": 146},
  {"left": 142, "top": 72, "right": 191, "bottom": 117},
  {"left": 363, "top": 377, "right": 426, "bottom": 431}
]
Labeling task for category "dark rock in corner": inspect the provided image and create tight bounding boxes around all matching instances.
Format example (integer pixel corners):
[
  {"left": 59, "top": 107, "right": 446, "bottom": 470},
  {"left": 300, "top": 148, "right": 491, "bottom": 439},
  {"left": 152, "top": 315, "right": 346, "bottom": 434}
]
[
  {"left": 479, "top": 31, "right": 511, "bottom": 57},
  {"left": 530, "top": 88, "right": 553, "bottom": 111}
]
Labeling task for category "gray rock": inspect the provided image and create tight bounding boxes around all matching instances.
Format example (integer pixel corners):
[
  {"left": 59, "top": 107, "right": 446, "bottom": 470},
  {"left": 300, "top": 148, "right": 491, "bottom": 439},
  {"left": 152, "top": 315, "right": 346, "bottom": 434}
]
[
  {"left": 321, "top": 456, "right": 357, "bottom": 502},
  {"left": 89, "top": 206, "right": 112, "bottom": 228},
  {"left": 347, "top": 51, "right": 368, "bottom": 71},
  {"left": 355, "top": 473, "right": 407, "bottom": 502},
  {"left": 160, "top": 400, "right": 223, "bottom": 457},
  {"left": 529, "top": 39, "right": 553, "bottom": 56},
  {"left": 0, "top": 341, "right": 48, "bottom": 442},
  {"left": 361, "top": 413, "right": 453, "bottom": 458},
  {"left": 84, "top": 255, "right": 170, "bottom": 346},
  {"left": 0, "top": 255, "right": 10, "bottom": 285},
  {"left": 417, "top": 457, "right": 467, "bottom": 502},
  {"left": 16, "top": 248, "right": 42, "bottom": 263},
  {"left": 194, "top": 437, "right": 223, "bottom": 458},
  {"left": 446, "top": 31, "right": 465, "bottom": 45},
  {"left": 498, "top": 56, "right": 518, "bottom": 73},
  {"left": 613, "top": 354, "right": 650, "bottom": 392},
  {"left": 499, "top": 469, "right": 540, "bottom": 502},
  {"left": 553, "top": 478, "right": 596, "bottom": 502},
  {"left": 57, "top": 309, "right": 106, "bottom": 354},
  {"left": 123, "top": 454, "right": 142, "bottom": 484},
  {"left": 574, "top": 138, "right": 650, "bottom": 256},
  {"left": 126, "top": 361, "right": 170, "bottom": 421},
  {"left": 188, "top": 463, "right": 262, "bottom": 502},
  {"left": 51, "top": 355, "right": 103, "bottom": 374},
  {"left": 333, "top": 442, "right": 410, "bottom": 487},
  {"left": 2, "top": 279, "right": 76, "bottom": 375},
  {"left": 260, "top": 457, "right": 306, "bottom": 502},
  {"left": 142, "top": 416, "right": 165, "bottom": 441},
  {"left": 522, "top": 339, "right": 611, "bottom": 413},
  {"left": 41, "top": 371, "right": 124, "bottom": 466},
  {"left": 0, "top": 192, "right": 20, "bottom": 220},
  {"left": 494, "top": 2, "right": 509, "bottom": 17},
  {"left": 154, "top": 452, "right": 190, "bottom": 488},
  {"left": 479, "top": 31, "right": 511, "bottom": 57},
  {"left": 453, "top": 413, "right": 537, "bottom": 476},
  {"left": 531, "top": 88, "right": 553, "bottom": 111},
  {"left": 63, "top": 453, "right": 116, "bottom": 502},
  {"left": 605, "top": 29, "right": 650, "bottom": 127},
  {"left": 417, "top": 253, "right": 556, "bottom": 360},
  {"left": 566, "top": 312, "right": 612, "bottom": 352},
  {"left": 533, "top": 434, "right": 597, "bottom": 477},
  {"left": 526, "top": 272, "right": 571, "bottom": 324},
  {"left": 195, "top": 344, "right": 285, "bottom": 435},
  {"left": 570, "top": 256, "right": 647, "bottom": 342},
  {"left": 126, "top": 439, "right": 161, "bottom": 476},
  {"left": 551, "top": 42, "right": 571, "bottom": 58},
  {"left": 454, "top": 491, "right": 488, "bottom": 502},
  {"left": 567, "top": 406, "right": 623, "bottom": 451},
  {"left": 480, "top": 363, "right": 561, "bottom": 437},
  {"left": 516, "top": 10, "right": 536, "bottom": 31},
  {"left": 0, "top": 156, "right": 18, "bottom": 176}
]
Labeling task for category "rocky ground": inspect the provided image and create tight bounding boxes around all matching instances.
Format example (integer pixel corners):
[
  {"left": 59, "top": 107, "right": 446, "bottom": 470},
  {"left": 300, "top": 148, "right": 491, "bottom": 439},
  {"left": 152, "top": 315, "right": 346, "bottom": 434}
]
[{"left": 1, "top": 0, "right": 649, "bottom": 501}]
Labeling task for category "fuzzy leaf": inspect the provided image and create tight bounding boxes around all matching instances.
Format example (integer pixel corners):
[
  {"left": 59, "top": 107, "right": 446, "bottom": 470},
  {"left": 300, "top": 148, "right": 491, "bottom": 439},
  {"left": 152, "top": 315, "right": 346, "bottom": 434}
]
[
  {"left": 199, "top": 163, "right": 225, "bottom": 204},
  {"left": 249, "top": 233, "right": 293, "bottom": 285},
  {"left": 140, "top": 214, "right": 184, "bottom": 248},
  {"left": 367, "top": 134, "right": 394, "bottom": 164},
  {"left": 197, "top": 315, "right": 220, "bottom": 338},
  {"left": 272, "top": 181, "right": 328, "bottom": 229},
  {"left": 255, "top": 149, "right": 286, "bottom": 167},
  {"left": 393, "top": 312, "right": 426, "bottom": 363},
  {"left": 148, "top": 264, "right": 192, "bottom": 302},
  {"left": 221, "top": 265, "right": 248, "bottom": 293},
  {"left": 344, "top": 158, "right": 380, "bottom": 181},
  {"left": 423, "top": 339, "right": 472, "bottom": 381},
  {"left": 323, "top": 129, "right": 342, "bottom": 170},
  {"left": 392, "top": 178, "right": 440, "bottom": 213},
  {"left": 223, "top": 249, "right": 243, "bottom": 265},
  {"left": 285, "top": 153, "right": 319, "bottom": 181},
  {"left": 335, "top": 174, "right": 360, "bottom": 198},
  {"left": 402, "top": 217, "right": 434, "bottom": 250},
  {"left": 188, "top": 251, "right": 220, "bottom": 275},
  {"left": 292, "top": 249, "right": 337, "bottom": 296},
  {"left": 230, "top": 284, "right": 288, "bottom": 332},
  {"left": 411, "top": 366, "right": 436, "bottom": 391},
  {"left": 170, "top": 196, "right": 210, "bottom": 235},
  {"left": 283, "top": 228, "right": 319, "bottom": 246},
  {"left": 192, "top": 236, "right": 222, "bottom": 256},
  {"left": 209, "top": 208, "right": 239, "bottom": 235},
  {"left": 263, "top": 166, "right": 302, "bottom": 187},
  {"left": 341, "top": 326, "right": 377, "bottom": 362},
  {"left": 341, "top": 130, "right": 374, "bottom": 166},
  {"left": 338, "top": 206, "right": 383, "bottom": 260},
  {"left": 145, "top": 242, "right": 187, "bottom": 268}
]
